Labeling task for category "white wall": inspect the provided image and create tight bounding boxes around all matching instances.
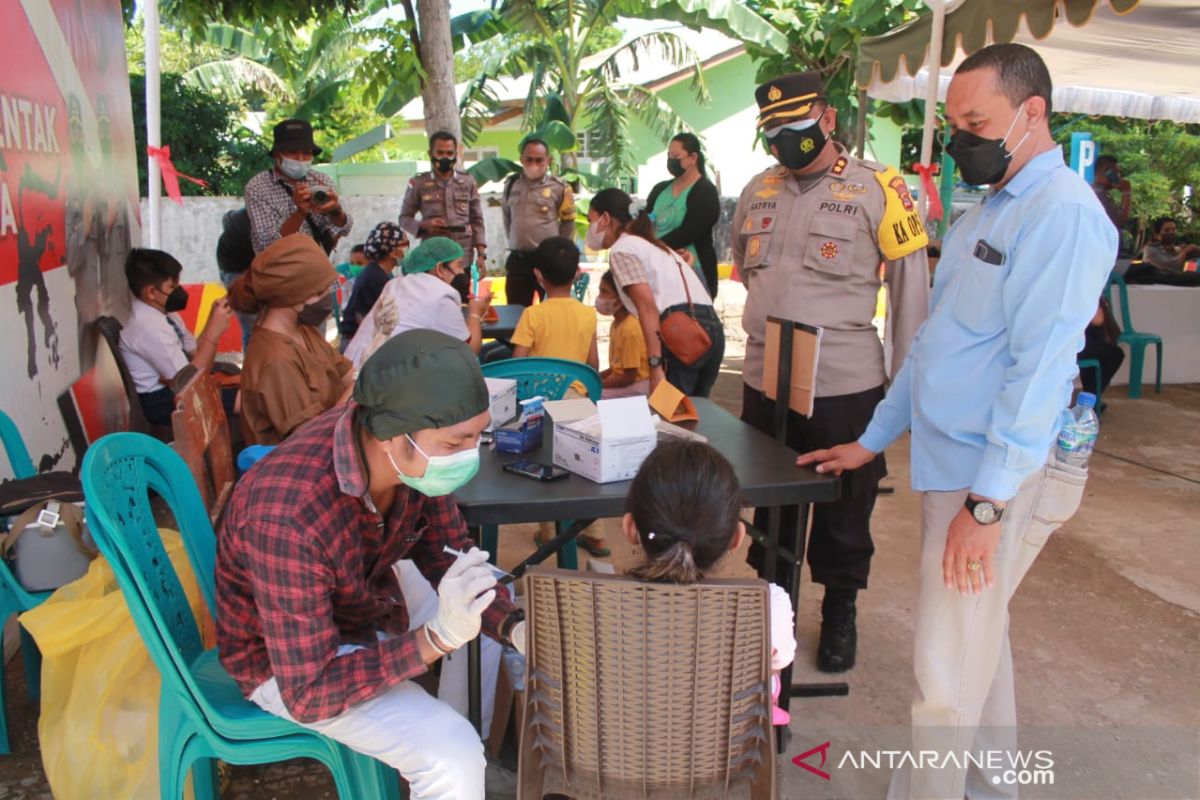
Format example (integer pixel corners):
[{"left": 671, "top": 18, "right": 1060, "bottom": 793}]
[{"left": 143, "top": 195, "right": 516, "bottom": 284}]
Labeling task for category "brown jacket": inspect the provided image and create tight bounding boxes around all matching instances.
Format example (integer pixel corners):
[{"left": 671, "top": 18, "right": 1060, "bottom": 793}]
[{"left": 239, "top": 325, "right": 352, "bottom": 445}]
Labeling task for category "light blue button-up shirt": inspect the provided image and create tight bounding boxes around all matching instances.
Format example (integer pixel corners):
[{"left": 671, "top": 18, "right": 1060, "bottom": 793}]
[{"left": 859, "top": 148, "right": 1117, "bottom": 500}]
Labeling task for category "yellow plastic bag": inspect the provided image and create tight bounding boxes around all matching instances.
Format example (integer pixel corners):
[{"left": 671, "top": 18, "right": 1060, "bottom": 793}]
[{"left": 20, "top": 529, "right": 213, "bottom": 800}]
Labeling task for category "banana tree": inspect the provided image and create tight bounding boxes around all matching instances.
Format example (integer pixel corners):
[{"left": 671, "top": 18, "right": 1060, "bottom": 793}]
[
  {"left": 181, "top": 20, "right": 364, "bottom": 120},
  {"left": 460, "top": 0, "right": 786, "bottom": 185}
]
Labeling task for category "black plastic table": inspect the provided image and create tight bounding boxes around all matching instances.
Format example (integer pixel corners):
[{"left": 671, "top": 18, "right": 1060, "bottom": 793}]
[{"left": 455, "top": 397, "right": 840, "bottom": 746}]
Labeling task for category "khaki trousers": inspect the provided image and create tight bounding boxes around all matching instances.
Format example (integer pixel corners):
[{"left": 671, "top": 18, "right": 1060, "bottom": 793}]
[{"left": 888, "top": 458, "right": 1087, "bottom": 800}]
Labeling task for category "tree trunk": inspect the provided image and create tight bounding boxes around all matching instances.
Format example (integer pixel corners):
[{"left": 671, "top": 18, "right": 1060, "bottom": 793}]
[{"left": 416, "top": 0, "right": 461, "bottom": 146}]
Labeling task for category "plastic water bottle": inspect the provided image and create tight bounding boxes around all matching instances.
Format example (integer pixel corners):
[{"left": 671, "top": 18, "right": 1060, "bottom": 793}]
[{"left": 1056, "top": 392, "right": 1099, "bottom": 467}]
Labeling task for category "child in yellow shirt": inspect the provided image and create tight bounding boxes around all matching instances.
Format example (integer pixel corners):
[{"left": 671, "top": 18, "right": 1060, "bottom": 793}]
[
  {"left": 596, "top": 270, "right": 650, "bottom": 398},
  {"left": 510, "top": 237, "right": 599, "bottom": 370},
  {"left": 510, "top": 237, "right": 608, "bottom": 557}
]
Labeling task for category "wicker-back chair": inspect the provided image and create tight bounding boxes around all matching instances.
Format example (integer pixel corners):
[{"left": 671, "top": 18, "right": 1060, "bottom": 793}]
[{"left": 519, "top": 567, "right": 777, "bottom": 799}]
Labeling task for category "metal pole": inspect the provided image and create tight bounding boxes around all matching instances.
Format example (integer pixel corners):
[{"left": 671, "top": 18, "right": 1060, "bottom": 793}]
[
  {"left": 918, "top": 0, "right": 946, "bottom": 220},
  {"left": 144, "top": 0, "right": 162, "bottom": 248},
  {"left": 855, "top": 88, "right": 869, "bottom": 160}
]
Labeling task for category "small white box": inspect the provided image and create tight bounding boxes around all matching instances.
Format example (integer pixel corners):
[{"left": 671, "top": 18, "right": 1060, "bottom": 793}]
[
  {"left": 547, "top": 396, "right": 657, "bottom": 484},
  {"left": 484, "top": 377, "right": 517, "bottom": 431}
]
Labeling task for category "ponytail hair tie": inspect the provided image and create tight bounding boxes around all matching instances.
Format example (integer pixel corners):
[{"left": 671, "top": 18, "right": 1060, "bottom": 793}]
[{"left": 628, "top": 199, "right": 646, "bottom": 219}]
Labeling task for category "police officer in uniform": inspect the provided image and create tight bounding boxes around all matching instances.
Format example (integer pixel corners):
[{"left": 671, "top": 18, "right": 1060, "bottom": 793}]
[
  {"left": 399, "top": 131, "right": 487, "bottom": 269},
  {"left": 501, "top": 137, "right": 577, "bottom": 306},
  {"left": 733, "top": 72, "right": 931, "bottom": 673}
]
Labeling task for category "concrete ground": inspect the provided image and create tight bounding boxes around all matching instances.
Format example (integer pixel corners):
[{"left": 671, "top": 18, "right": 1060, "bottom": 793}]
[{"left": 1, "top": 328, "right": 1197, "bottom": 798}]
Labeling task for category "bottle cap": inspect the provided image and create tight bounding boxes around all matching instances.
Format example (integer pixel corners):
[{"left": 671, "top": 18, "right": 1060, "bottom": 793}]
[{"left": 1077, "top": 392, "right": 1097, "bottom": 408}]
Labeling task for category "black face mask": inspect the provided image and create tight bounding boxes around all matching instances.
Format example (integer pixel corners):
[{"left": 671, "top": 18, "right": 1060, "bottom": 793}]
[
  {"left": 298, "top": 293, "right": 334, "bottom": 328},
  {"left": 666, "top": 157, "right": 685, "bottom": 178},
  {"left": 162, "top": 286, "right": 189, "bottom": 313},
  {"left": 432, "top": 157, "right": 455, "bottom": 174},
  {"left": 767, "top": 123, "right": 827, "bottom": 171},
  {"left": 449, "top": 271, "right": 471, "bottom": 304},
  {"left": 945, "top": 107, "right": 1027, "bottom": 186},
  {"left": 1160, "top": 232, "right": 1177, "bottom": 246}
]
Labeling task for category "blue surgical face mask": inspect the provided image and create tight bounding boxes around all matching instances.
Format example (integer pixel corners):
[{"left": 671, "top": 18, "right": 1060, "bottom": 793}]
[
  {"left": 279, "top": 156, "right": 311, "bottom": 181},
  {"left": 388, "top": 434, "right": 480, "bottom": 497}
]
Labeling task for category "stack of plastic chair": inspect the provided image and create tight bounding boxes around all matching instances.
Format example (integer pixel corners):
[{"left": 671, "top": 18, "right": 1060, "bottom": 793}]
[
  {"left": 82, "top": 432, "right": 402, "bottom": 799},
  {"left": 0, "top": 411, "right": 53, "bottom": 754},
  {"left": 1105, "top": 271, "right": 1164, "bottom": 399},
  {"left": 478, "top": 358, "right": 603, "bottom": 570},
  {"left": 518, "top": 567, "right": 777, "bottom": 798}
]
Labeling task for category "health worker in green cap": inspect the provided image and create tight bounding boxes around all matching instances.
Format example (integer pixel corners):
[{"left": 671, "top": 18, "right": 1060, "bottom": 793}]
[
  {"left": 731, "top": 70, "right": 931, "bottom": 675},
  {"left": 217, "top": 328, "right": 525, "bottom": 799},
  {"left": 344, "top": 236, "right": 494, "bottom": 369}
]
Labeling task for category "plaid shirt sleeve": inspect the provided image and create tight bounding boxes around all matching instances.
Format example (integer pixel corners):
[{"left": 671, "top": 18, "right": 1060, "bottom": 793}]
[
  {"left": 245, "top": 173, "right": 289, "bottom": 254},
  {"left": 245, "top": 515, "right": 432, "bottom": 723},
  {"left": 407, "top": 494, "right": 517, "bottom": 642},
  {"left": 609, "top": 248, "right": 650, "bottom": 288}
]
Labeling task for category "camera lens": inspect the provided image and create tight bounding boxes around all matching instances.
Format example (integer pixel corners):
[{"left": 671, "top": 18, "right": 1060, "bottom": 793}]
[{"left": 312, "top": 189, "right": 329, "bottom": 204}]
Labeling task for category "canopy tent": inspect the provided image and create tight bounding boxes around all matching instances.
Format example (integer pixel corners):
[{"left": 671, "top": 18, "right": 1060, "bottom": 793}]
[{"left": 856, "top": 0, "right": 1200, "bottom": 124}]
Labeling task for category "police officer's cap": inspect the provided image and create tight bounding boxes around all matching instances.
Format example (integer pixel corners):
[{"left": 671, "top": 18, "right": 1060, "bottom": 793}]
[{"left": 755, "top": 72, "right": 827, "bottom": 130}]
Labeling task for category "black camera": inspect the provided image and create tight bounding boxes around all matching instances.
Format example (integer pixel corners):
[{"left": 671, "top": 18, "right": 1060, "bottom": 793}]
[{"left": 311, "top": 189, "right": 329, "bottom": 205}]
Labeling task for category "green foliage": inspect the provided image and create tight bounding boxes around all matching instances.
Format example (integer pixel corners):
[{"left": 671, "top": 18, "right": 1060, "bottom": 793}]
[
  {"left": 744, "top": 0, "right": 925, "bottom": 154},
  {"left": 1054, "top": 115, "right": 1200, "bottom": 246},
  {"left": 129, "top": 72, "right": 271, "bottom": 197},
  {"left": 456, "top": 0, "right": 783, "bottom": 182}
]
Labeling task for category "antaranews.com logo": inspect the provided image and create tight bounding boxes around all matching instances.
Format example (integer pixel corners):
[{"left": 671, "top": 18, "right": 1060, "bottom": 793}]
[{"left": 793, "top": 741, "right": 1055, "bottom": 787}]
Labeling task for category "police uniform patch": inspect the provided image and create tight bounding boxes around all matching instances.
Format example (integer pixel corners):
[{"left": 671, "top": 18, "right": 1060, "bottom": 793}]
[
  {"left": 831, "top": 157, "right": 848, "bottom": 176},
  {"left": 820, "top": 242, "right": 838, "bottom": 260},
  {"left": 754, "top": 188, "right": 779, "bottom": 199},
  {"left": 763, "top": 174, "right": 783, "bottom": 185},
  {"left": 888, "top": 176, "right": 915, "bottom": 212},
  {"left": 542, "top": 188, "right": 552, "bottom": 198},
  {"left": 748, "top": 237, "right": 762, "bottom": 258},
  {"left": 743, "top": 217, "right": 755, "bottom": 233},
  {"left": 421, "top": 194, "right": 434, "bottom": 201},
  {"left": 829, "top": 182, "right": 867, "bottom": 201},
  {"left": 761, "top": 216, "right": 773, "bottom": 229}
]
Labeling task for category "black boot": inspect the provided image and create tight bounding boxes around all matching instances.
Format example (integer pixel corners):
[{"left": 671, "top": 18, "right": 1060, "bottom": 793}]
[{"left": 817, "top": 588, "right": 858, "bottom": 673}]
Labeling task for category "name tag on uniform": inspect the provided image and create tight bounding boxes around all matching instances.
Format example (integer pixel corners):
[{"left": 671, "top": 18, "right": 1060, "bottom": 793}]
[{"left": 973, "top": 239, "right": 1005, "bottom": 265}]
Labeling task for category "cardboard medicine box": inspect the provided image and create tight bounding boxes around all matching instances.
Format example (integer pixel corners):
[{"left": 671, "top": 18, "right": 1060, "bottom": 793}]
[{"left": 547, "top": 396, "right": 657, "bottom": 483}]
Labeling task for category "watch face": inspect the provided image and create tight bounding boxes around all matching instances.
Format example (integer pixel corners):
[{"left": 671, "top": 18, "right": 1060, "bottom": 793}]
[{"left": 972, "top": 501, "right": 1000, "bottom": 525}]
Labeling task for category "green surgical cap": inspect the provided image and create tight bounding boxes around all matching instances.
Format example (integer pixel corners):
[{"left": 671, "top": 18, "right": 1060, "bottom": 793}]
[
  {"left": 354, "top": 329, "right": 488, "bottom": 440},
  {"left": 401, "top": 236, "right": 465, "bottom": 275}
]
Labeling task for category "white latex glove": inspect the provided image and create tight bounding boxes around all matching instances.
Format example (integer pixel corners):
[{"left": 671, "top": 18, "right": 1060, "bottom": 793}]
[
  {"left": 510, "top": 620, "right": 527, "bottom": 657},
  {"left": 427, "top": 547, "right": 497, "bottom": 651}
]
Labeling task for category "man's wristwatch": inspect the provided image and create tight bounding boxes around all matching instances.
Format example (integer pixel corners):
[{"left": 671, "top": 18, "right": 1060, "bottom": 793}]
[
  {"left": 648, "top": 355, "right": 664, "bottom": 368},
  {"left": 965, "top": 496, "right": 1004, "bottom": 525}
]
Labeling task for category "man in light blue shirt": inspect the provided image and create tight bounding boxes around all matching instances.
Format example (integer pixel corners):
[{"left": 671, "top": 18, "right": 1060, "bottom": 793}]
[{"left": 800, "top": 43, "right": 1116, "bottom": 799}]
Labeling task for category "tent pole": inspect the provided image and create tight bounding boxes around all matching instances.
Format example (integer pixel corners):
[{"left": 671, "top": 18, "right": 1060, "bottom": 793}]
[
  {"left": 145, "top": 0, "right": 162, "bottom": 248},
  {"left": 855, "top": 88, "right": 869, "bottom": 159},
  {"left": 918, "top": 0, "right": 945, "bottom": 219}
]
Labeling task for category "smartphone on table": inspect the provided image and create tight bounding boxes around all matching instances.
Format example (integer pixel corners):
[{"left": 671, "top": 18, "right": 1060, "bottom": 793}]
[{"left": 502, "top": 460, "right": 569, "bottom": 482}]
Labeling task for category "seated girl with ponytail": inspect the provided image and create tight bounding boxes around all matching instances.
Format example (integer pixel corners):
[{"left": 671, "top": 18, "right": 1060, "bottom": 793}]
[{"left": 622, "top": 440, "right": 796, "bottom": 715}]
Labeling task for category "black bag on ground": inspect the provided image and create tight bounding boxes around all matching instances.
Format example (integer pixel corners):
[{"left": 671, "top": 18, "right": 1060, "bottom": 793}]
[{"left": 0, "top": 472, "right": 84, "bottom": 517}]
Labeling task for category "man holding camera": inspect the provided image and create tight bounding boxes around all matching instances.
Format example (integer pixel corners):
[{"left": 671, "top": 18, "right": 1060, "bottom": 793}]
[
  {"left": 245, "top": 118, "right": 354, "bottom": 255},
  {"left": 399, "top": 131, "right": 487, "bottom": 271}
]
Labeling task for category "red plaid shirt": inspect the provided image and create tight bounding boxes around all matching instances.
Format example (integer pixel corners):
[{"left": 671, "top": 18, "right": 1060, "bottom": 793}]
[{"left": 216, "top": 402, "right": 516, "bottom": 723}]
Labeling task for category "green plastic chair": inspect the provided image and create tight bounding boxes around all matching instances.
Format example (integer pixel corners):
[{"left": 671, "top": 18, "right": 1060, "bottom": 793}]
[
  {"left": 81, "top": 432, "right": 402, "bottom": 800},
  {"left": 0, "top": 410, "right": 53, "bottom": 753},
  {"left": 480, "top": 356, "right": 602, "bottom": 404},
  {"left": 1077, "top": 358, "right": 1103, "bottom": 404},
  {"left": 1104, "top": 272, "right": 1163, "bottom": 399},
  {"left": 572, "top": 271, "right": 590, "bottom": 302},
  {"left": 478, "top": 358, "right": 603, "bottom": 571}
]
